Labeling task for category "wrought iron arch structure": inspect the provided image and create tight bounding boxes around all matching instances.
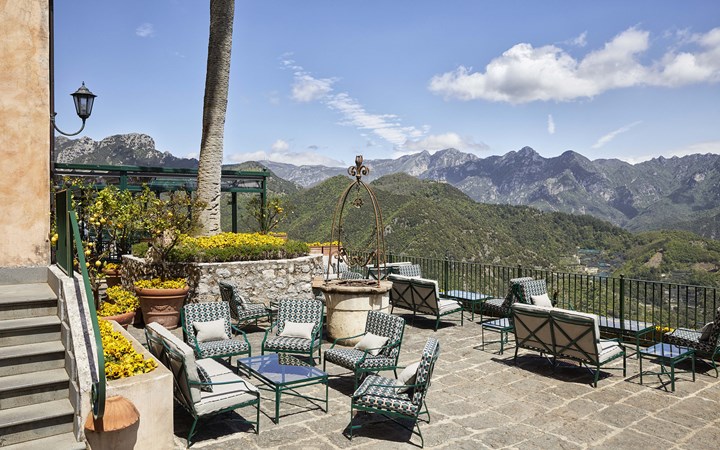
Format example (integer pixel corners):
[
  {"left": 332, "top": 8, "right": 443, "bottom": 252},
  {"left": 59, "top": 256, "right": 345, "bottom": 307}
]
[{"left": 328, "top": 155, "right": 385, "bottom": 286}]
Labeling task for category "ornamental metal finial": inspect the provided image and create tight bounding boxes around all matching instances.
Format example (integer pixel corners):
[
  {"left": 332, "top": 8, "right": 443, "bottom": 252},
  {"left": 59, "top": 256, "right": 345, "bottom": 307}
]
[{"left": 347, "top": 155, "right": 370, "bottom": 181}]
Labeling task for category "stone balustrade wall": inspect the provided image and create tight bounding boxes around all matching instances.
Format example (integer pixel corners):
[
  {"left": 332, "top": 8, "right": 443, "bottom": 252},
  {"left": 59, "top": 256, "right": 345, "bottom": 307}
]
[{"left": 121, "top": 254, "right": 324, "bottom": 305}]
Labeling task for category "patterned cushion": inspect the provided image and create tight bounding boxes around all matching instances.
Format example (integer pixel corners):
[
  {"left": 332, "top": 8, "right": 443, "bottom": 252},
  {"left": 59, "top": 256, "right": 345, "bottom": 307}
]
[
  {"left": 324, "top": 348, "right": 395, "bottom": 370},
  {"left": 197, "top": 364, "right": 213, "bottom": 392},
  {"left": 396, "top": 264, "right": 422, "bottom": 278},
  {"left": 481, "top": 297, "right": 507, "bottom": 318},
  {"left": 353, "top": 374, "right": 418, "bottom": 415},
  {"left": 219, "top": 280, "right": 270, "bottom": 322},
  {"left": 498, "top": 277, "right": 535, "bottom": 314},
  {"left": 352, "top": 337, "right": 440, "bottom": 418},
  {"left": 276, "top": 299, "right": 323, "bottom": 336},
  {"left": 264, "top": 336, "right": 313, "bottom": 352},
  {"left": 517, "top": 280, "right": 548, "bottom": 304},
  {"left": 365, "top": 310, "right": 405, "bottom": 359},
  {"left": 197, "top": 338, "right": 250, "bottom": 359},
  {"left": 183, "top": 302, "right": 233, "bottom": 349},
  {"left": 340, "top": 270, "right": 364, "bottom": 280}
]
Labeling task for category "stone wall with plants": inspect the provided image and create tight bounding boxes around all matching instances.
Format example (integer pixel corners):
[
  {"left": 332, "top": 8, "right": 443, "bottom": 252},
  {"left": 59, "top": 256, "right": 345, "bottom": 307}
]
[{"left": 122, "top": 254, "right": 324, "bottom": 305}]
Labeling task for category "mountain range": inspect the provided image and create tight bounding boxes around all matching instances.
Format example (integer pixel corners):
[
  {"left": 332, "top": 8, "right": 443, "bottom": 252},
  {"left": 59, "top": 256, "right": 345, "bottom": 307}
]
[{"left": 55, "top": 133, "right": 720, "bottom": 239}]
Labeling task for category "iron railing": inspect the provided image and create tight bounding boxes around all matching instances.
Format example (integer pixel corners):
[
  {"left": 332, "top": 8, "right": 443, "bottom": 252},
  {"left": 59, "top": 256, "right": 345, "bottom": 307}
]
[
  {"left": 56, "top": 190, "right": 106, "bottom": 420},
  {"left": 378, "top": 253, "right": 718, "bottom": 331}
]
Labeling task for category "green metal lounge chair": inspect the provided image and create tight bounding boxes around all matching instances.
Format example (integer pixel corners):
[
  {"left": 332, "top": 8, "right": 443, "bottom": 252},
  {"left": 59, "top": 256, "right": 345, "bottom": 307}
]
[
  {"left": 387, "top": 274, "right": 463, "bottom": 331},
  {"left": 145, "top": 322, "right": 260, "bottom": 446},
  {"left": 664, "top": 306, "right": 720, "bottom": 377},
  {"left": 324, "top": 310, "right": 406, "bottom": 388},
  {"left": 348, "top": 337, "right": 440, "bottom": 448}
]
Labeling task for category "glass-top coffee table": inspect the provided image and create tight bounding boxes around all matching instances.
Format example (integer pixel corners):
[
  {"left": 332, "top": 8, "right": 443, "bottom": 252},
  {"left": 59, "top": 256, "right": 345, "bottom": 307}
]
[
  {"left": 237, "top": 353, "right": 328, "bottom": 423},
  {"left": 444, "top": 290, "right": 492, "bottom": 321},
  {"left": 481, "top": 317, "right": 514, "bottom": 354},
  {"left": 598, "top": 317, "right": 655, "bottom": 358},
  {"left": 639, "top": 343, "right": 695, "bottom": 392}
]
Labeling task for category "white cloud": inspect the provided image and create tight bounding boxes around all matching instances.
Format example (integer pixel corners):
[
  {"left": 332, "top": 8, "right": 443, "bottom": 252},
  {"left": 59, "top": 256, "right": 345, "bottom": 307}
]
[
  {"left": 429, "top": 26, "right": 720, "bottom": 104},
  {"left": 227, "top": 149, "right": 344, "bottom": 167},
  {"left": 618, "top": 140, "right": 720, "bottom": 164},
  {"left": 291, "top": 74, "right": 336, "bottom": 102},
  {"left": 591, "top": 121, "right": 642, "bottom": 149},
  {"left": 547, "top": 114, "right": 556, "bottom": 134},
  {"left": 271, "top": 139, "right": 289, "bottom": 152},
  {"left": 281, "top": 57, "right": 429, "bottom": 148},
  {"left": 400, "top": 132, "right": 488, "bottom": 155},
  {"left": 135, "top": 23, "right": 155, "bottom": 38},
  {"left": 570, "top": 31, "right": 588, "bottom": 47}
]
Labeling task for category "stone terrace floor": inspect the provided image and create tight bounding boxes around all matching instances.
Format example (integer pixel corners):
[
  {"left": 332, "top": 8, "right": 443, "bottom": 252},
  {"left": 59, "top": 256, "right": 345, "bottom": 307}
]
[{"left": 127, "top": 309, "right": 720, "bottom": 449}]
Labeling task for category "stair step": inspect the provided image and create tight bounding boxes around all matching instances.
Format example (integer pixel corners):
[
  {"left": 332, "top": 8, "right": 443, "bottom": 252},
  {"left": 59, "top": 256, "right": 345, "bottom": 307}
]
[
  {"left": 1, "top": 431, "right": 85, "bottom": 450},
  {"left": 0, "top": 283, "right": 57, "bottom": 320},
  {"left": 0, "top": 316, "right": 61, "bottom": 347},
  {"left": 0, "top": 399, "right": 74, "bottom": 446},
  {"left": 0, "top": 368, "right": 69, "bottom": 410},
  {"left": 0, "top": 341, "right": 65, "bottom": 376}
]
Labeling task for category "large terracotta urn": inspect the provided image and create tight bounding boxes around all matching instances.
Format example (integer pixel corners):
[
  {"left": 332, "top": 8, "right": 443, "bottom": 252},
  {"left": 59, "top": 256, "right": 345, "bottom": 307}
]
[{"left": 135, "top": 286, "right": 189, "bottom": 330}]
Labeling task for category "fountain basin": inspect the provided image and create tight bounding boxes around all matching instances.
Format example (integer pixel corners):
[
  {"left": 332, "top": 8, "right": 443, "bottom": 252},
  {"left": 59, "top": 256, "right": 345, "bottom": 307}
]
[{"left": 314, "top": 278, "right": 392, "bottom": 344}]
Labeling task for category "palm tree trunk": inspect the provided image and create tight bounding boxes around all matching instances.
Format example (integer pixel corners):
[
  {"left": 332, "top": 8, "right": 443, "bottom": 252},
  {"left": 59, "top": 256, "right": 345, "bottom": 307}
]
[{"left": 196, "top": 0, "right": 235, "bottom": 236}]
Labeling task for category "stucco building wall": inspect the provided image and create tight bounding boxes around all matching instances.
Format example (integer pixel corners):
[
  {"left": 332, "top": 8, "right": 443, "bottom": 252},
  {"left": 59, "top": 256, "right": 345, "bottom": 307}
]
[{"left": 0, "top": 0, "right": 51, "bottom": 267}]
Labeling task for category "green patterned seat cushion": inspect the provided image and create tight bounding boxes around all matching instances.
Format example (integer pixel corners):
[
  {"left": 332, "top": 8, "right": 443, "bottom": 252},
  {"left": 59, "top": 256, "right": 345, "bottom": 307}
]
[
  {"left": 324, "top": 348, "right": 395, "bottom": 370},
  {"left": 353, "top": 374, "right": 418, "bottom": 415}
]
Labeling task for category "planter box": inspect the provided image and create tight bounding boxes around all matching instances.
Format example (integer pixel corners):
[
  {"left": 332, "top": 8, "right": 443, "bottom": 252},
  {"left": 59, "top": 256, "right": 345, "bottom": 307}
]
[{"left": 85, "top": 321, "right": 173, "bottom": 450}]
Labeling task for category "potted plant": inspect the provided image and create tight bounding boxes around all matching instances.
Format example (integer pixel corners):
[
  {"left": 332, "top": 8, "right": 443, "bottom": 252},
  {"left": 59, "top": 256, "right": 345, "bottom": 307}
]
[
  {"left": 98, "top": 286, "right": 140, "bottom": 328},
  {"left": 103, "top": 262, "right": 122, "bottom": 288},
  {"left": 133, "top": 188, "right": 204, "bottom": 329}
]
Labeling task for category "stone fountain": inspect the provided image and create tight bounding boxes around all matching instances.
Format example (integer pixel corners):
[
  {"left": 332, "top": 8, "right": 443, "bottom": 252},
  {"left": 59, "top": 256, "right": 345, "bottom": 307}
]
[{"left": 315, "top": 155, "right": 391, "bottom": 344}]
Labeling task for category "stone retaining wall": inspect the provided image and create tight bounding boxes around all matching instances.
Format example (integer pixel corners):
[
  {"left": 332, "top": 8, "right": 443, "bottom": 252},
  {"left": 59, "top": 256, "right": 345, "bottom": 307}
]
[{"left": 122, "top": 254, "right": 324, "bottom": 305}]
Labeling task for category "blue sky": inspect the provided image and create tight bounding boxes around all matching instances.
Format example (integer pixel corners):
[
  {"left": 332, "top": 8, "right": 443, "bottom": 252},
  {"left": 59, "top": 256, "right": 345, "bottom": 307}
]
[{"left": 54, "top": 1, "right": 720, "bottom": 167}]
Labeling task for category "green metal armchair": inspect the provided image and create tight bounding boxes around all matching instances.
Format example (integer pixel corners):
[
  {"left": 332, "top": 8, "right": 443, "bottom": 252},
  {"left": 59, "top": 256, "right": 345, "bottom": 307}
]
[
  {"left": 219, "top": 280, "right": 272, "bottom": 328},
  {"left": 261, "top": 298, "right": 324, "bottom": 365},
  {"left": 348, "top": 337, "right": 440, "bottom": 448},
  {"left": 324, "top": 310, "right": 406, "bottom": 388},
  {"left": 182, "top": 301, "right": 251, "bottom": 362}
]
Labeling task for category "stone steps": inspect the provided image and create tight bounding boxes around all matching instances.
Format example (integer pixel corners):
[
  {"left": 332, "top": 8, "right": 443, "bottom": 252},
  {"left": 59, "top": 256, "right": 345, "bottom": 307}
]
[
  {"left": 0, "top": 341, "right": 66, "bottom": 376},
  {"left": 0, "top": 368, "right": 70, "bottom": 410},
  {"left": 0, "top": 277, "right": 83, "bottom": 447}
]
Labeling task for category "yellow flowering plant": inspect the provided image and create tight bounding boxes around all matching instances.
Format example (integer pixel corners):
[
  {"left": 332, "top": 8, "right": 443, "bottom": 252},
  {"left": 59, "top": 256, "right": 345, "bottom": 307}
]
[
  {"left": 168, "top": 232, "right": 308, "bottom": 263},
  {"left": 134, "top": 277, "right": 187, "bottom": 290},
  {"left": 98, "top": 320, "right": 157, "bottom": 380},
  {"left": 97, "top": 286, "right": 139, "bottom": 317}
]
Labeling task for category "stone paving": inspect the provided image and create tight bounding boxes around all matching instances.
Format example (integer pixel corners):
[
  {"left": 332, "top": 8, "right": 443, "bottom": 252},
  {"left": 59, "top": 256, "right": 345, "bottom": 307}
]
[{"left": 127, "top": 309, "right": 720, "bottom": 449}]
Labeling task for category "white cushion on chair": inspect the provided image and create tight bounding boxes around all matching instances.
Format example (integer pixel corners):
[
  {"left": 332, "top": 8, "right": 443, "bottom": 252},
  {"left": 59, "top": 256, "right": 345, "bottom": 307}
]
[
  {"left": 531, "top": 293, "right": 553, "bottom": 308},
  {"left": 279, "top": 321, "right": 315, "bottom": 339},
  {"left": 194, "top": 319, "right": 229, "bottom": 343},
  {"left": 396, "top": 361, "right": 420, "bottom": 393},
  {"left": 354, "top": 333, "right": 389, "bottom": 356}
]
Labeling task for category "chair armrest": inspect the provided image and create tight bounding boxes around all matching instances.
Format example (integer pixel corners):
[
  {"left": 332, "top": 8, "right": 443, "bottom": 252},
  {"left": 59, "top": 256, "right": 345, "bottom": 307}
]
[
  {"left": 261, "top": 320, "right": 280, "bottom": 348},
  {"left": 329, "top": 332, "right": 367, "bottom": 349},
  {"left": 230, "top": 325, "right": 251, "bottom": 347},
  {"left": 189, "top": 378, "right": 259, "bottom": 394},
  {"left": 355, "top": 339, "right": 401, "bottom": 366}
]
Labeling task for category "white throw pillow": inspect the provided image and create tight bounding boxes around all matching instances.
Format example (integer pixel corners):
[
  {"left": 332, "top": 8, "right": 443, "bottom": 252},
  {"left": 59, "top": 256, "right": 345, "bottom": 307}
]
[
  {"left": 531, "top": 293, "right": 553, "bottom": 308},
  {"left": 194, "top": 319, "right": 229, "bottom": 343},
  {"left": 699, "top": 322, "right": 714, "bottom": 341},
  {"left": 279, "top": 321, "right": 315, "bottom": 339},
  {"left": 396, "top": 361, "right": 420, "bottom": 394},
  {"left": 354, "top": 333, "right": 389, "bottom": 356}
]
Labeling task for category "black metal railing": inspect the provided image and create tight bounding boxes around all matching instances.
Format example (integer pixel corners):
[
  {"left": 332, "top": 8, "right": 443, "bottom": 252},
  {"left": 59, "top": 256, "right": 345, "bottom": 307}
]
[
  {"left": 376, "top": 253, "right": 718, "bottom": 331},
  {"left": 56, "top": 190, "right": 106, "bottom": 420}
]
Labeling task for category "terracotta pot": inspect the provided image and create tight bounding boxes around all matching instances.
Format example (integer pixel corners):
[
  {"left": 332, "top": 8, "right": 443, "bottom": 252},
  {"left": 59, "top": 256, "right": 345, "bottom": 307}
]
[
  {"left": 103, "top": 268, "right": 123, "bottom": 288},
  {"left": 135, "top": 286, "right": 189, "bottom": 330},
  {"left": 100, "top": 311, "right": 136, "bottom": 329}
]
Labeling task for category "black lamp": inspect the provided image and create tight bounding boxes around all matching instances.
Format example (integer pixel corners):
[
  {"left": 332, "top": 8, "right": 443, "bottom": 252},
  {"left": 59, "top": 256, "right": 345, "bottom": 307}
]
[{"left": 52, "top": 82, "right": 97, "bottom": 136}]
